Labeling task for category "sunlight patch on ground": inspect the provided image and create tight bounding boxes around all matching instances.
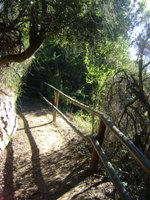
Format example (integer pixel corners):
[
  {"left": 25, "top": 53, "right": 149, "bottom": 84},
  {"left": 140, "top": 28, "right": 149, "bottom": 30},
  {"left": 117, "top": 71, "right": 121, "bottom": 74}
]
[{"left": 17, "top": 112, "right": 69, "bottom": 154}]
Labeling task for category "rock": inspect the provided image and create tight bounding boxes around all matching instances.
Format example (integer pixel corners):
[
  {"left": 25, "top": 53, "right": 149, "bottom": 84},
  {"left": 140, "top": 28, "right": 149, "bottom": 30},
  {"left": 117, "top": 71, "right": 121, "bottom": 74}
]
[{"left": 0, "top": 90, "right": 18, "bottom": 151}]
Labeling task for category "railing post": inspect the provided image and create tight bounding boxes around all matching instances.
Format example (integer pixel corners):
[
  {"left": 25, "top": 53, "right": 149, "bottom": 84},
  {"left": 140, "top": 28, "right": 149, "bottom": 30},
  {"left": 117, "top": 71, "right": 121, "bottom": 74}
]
[
  {"left": 53, "top": 91, "right": 59, "bottom": 122},
  {"left": 90, "top": 119, "right": 106, "bottom": 172}
]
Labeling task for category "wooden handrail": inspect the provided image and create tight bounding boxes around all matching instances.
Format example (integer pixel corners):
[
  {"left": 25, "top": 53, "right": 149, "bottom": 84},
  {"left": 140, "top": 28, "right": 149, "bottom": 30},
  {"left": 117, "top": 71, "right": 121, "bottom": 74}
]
[
  {"left": 39, "top": 92, "right": 86, "bottom": 139},
  {"left": 90, "top": 119, "right": 106, "bottom": 172},
  {"left": 39, "top": 92, "right": 131, "bottom": 200},
  {"left": 88, "top": 136, "right": 131, "bottom": 200},
  {"left": 27, "top": 78, "right": 150, "bottom": 200},
  {"left": 43, "top": 81, "right": 150, "bottom": 175}
]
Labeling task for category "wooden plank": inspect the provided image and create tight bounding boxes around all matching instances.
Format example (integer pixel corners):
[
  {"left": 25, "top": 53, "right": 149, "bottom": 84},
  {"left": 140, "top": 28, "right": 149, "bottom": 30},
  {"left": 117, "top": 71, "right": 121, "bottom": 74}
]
[
  {"left": 90, "top": 119, "right": 106, "bottom": 172},
  {"left": 88, "top": 136, "right": 132, "bottom": 200},
  {"left": 43, "top": 81, "right": 103, "bottom": 117},
  {"left": 53, "top": 92, "right": 59, "bottom": 122},
  {"left": 101, "top": 114, "right": 150, "bottom": 175}
]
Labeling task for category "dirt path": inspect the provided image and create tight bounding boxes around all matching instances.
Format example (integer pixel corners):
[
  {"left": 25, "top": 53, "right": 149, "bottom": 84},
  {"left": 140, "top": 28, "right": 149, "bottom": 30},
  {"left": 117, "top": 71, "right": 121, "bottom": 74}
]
[{"left": 0, "top": 98, "right": 115, "bottom": 200}]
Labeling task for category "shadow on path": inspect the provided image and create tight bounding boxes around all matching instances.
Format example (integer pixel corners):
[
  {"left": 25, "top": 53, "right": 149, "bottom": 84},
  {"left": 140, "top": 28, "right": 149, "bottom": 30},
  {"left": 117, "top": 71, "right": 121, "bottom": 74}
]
[
  {"left": 2, "top": 141, "right": 14, "bottom": 200},
  {"left": 19, "top": 112, "right": 50, "bottom": 200},
  {"left": 15, "top": 108, "right": 111, "bottom": 200},
  {"left": 17, "top": 122, "right": 52, "bottom": 131},
  {"left": 49, "top": 163, "right": 93, "bottom": 200},
  {"left": 40, "top": 148, "right": 109, "bottom": 200},
  {"left": 18, "top": 111, "right": 94, "bottom": 200}
]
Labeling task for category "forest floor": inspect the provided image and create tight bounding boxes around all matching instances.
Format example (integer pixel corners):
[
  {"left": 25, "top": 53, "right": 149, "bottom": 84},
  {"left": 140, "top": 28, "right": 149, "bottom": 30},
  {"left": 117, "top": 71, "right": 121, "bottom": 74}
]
[{"left": 0, "top": 97, "right": 116, "bottom": 200}]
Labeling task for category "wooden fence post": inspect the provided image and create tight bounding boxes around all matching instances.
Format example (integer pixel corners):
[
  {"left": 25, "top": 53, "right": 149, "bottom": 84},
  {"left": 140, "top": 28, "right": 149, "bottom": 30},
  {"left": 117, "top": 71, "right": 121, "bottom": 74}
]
[
  {"left": 90, "top": 119, "right": 106, "bottom": 172},
  {"left": 53, "top": 91, "right": 59, "bottom": 122}
]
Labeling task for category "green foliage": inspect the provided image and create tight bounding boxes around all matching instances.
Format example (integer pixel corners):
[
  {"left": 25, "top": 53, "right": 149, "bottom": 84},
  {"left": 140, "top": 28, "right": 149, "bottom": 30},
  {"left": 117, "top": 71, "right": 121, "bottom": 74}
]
[
  {"left": 0, "top": 0, "right": 133, "bottom": 66},
  {"left": 29, "top": 42, "right": 91, "bottom": 105},
  {"left": 70, "top": 109, "right": 92, "bottom": 134},
  {"left": 0, "top": 59, "right": 32, "bottom": 98},
  {"left": 84, "top": 37, "right": 130, "bottom": 113}
]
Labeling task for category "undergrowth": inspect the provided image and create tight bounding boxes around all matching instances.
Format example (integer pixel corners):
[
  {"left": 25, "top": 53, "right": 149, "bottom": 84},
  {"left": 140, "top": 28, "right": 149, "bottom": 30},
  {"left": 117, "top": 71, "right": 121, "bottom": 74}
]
[
  {"left": 0, "top": 58, "right": 33, "bottom": 99},
  {"left": 70, "top": 110, "right": 150, "bottom": 200}
]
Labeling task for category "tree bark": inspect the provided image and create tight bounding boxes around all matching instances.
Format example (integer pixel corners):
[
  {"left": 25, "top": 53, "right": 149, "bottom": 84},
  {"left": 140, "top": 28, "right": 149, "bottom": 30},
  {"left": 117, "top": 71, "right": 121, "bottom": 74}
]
[{"left": 0, "top": 35, "right": 45, "bottom": 67}]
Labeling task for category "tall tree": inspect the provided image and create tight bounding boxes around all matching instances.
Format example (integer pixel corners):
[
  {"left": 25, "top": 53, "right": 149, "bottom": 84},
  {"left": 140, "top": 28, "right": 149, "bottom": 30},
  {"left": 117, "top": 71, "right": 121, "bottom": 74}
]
[
  {"left": 104, "top": 5, "right": 150, "bottom": 154},
  {"left": 0, "top": 0, "right": 132, "bottom": 67}
]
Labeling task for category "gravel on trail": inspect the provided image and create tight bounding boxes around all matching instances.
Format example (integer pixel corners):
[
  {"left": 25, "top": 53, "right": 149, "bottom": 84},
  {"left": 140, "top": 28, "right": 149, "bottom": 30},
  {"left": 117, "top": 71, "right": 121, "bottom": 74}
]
[{"left": 0, "top": 98, "right": 115, "bottom": 200}]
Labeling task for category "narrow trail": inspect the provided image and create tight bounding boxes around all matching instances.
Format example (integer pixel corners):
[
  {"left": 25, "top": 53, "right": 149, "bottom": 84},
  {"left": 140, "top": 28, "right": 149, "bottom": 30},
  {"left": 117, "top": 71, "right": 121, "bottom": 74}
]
[{"left": 0, "top": 98, "right": 115, "bottom": 200}]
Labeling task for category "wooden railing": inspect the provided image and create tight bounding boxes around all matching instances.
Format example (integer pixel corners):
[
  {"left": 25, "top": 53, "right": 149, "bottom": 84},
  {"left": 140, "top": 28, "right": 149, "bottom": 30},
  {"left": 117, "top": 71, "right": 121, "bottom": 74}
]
[{"left": 27, "top": 78, "right": 150, "bottom": 200}]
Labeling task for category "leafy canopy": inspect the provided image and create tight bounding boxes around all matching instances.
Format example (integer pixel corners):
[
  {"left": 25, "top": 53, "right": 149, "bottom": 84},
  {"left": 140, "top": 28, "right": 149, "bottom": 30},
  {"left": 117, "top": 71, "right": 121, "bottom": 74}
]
[{"left": 0, "top": 0, "right": 132, "bottom": 66}]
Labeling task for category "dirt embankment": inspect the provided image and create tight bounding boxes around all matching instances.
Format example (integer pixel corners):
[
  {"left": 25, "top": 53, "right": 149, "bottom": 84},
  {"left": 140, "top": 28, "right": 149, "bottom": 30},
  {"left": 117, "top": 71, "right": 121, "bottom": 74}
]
[{"left": 0, "top": 90, "right": 17, "bottom": 152}]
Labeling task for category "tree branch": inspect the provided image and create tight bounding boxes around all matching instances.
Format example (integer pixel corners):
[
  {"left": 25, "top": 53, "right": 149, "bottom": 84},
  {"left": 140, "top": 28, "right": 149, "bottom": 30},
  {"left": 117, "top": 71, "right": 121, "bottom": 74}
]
[
  {"left": 0, "top": 34, "right": 45, "bottom": 66},
  {"left": 118, "top": 97, "right": 138, "bottom": 126},
  {"left": 142, "top": 60, "right": 150, "bottom": 70}
]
